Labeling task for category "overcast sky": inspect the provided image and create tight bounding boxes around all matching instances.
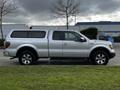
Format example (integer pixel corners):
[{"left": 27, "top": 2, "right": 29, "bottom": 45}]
[{"left": 3, "top": 0, "right": 120, "bottom": 25}]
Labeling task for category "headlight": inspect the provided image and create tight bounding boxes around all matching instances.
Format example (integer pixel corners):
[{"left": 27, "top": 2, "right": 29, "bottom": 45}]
[{"left": 109, "top": 45, "right": 113, "bottom": 49}]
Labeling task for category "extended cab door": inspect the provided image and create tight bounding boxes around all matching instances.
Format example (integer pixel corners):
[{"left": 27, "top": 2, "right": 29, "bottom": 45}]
[
  {"left": 49, "top": 31, "right": 64, "bottom": 57},
  {"left": 62, "top": 31, "right": 90, "bottom": 57}
]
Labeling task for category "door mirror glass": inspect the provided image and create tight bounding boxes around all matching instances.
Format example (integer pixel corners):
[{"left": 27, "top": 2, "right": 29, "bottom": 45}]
[{"left": 77, "top": 37, "right": 86, "bottom": 42}]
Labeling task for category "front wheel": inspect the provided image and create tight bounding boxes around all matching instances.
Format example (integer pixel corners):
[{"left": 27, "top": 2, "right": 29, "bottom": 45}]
[
  {"left": 90, "top": 51, "right": 109, "bottom": 65},
  {"left": 19, "top": 51, "right": 37, "bottom": 65}
]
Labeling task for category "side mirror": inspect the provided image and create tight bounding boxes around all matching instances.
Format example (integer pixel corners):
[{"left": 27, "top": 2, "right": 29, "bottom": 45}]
[{"left": 79, "top": 37, "right": 87, "bottom": 42}]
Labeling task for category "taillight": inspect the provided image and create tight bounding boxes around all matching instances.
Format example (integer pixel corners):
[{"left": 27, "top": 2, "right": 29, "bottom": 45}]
[{"left": 4, "top": 41, "right": 10, "bottom": 49}]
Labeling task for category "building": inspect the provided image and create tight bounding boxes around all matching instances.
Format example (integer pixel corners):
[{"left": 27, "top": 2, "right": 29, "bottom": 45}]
[
  {"left": 1, "top": 22, "right": 120, "bottom": 42},
  {"left": 1, "top": 24, "right": 27, "bottom": 38},
  {"left": 1, "top": 24, "right": 79, "bottom": 38},
  {"left": 76, "top": 21, "right": 120, "bottom": 42},
  {"left": 31, "top": 25, "right": 79, "bottom": 31}
]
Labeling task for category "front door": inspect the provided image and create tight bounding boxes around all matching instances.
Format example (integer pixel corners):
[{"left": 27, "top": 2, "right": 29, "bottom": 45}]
[{"left": 62, "top": 31, "right": 89, "bottom": 57}]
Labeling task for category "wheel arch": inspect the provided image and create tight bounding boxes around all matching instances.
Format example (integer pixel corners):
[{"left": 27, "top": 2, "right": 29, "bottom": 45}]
[
  {"left": 89, "top": 47, "right": 111, "bottom": 59},
  {"left": 16, "top": 46, "right": 38, "bottom": 58}
]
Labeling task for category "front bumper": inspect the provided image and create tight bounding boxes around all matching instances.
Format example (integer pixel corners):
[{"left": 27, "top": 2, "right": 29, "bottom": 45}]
[{"left": 109, "top": 52, "right": 116, "bottom": 59}]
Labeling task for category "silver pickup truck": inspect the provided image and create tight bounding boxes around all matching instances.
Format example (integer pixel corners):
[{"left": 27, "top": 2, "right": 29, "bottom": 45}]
[{"left": 4, "top": 29, "right": 115, "bottom": 65}]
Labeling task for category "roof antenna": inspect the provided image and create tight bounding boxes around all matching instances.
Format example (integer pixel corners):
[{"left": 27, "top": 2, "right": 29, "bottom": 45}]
[
  {"left": 30, "top": 26, "right": 32, "bottom": 29},
  {"left": 26, "top": 24, "right": 32, "bottom": 30}
]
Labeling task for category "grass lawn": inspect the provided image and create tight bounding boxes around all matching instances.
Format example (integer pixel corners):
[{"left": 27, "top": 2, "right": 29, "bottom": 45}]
[{"left": 0, "top": 66, "right": 120, "bottom": 90}]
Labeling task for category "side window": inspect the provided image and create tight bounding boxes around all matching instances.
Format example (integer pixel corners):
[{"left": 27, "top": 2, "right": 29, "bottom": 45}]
[
  {"left": 65, "top": 32, "right": 81, "bottom": 41},
  {"left": 28, "top": 31, "right": 46, "bottom": 38},
  {"left": 53, "top": 31, "right": 65, "bottom": 40},
  {"left": 11, "top": 31, "right": 27, "bottom": 38}
]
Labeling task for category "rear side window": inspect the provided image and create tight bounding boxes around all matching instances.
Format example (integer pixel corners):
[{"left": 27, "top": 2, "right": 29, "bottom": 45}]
[
  {"left": 28, "top": 31, "right": 46, "bottom": 38},
  {"left": 11, "top": 31, "right": 27, "bottom": 38},
  {"left": 11, "top": 31, "right": 46, "bottom": 38},
  {"left": 53, "top": 31, "right": 65, "bottom": 40}
]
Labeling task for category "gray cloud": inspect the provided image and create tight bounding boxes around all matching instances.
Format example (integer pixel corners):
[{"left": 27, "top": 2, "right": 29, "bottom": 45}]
[
  {"left": 79, "top": 0, "right": 120, "bottom": 15},
  {"left": 3, "top": 0, "right": 120, "bottom": 24},
  {"left": 17, "top": 0, "right": 53, "bottom": 13},
  {"left": 18, "top": 0, "right": 120, "bottom": 14}
]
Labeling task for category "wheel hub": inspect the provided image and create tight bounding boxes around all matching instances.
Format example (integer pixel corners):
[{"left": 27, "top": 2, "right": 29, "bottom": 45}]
[
  {"left": 21, "top": 54, "right": 32, "bottom": 65},
  {"left": 95, "top": 53, "right": 106, "bottom": 64}
]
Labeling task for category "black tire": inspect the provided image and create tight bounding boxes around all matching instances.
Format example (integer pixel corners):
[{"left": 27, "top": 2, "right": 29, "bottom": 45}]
[
  {"left": 90, "top": 51, "right": 109, "bottom": 65},
  {"left": 18, "top": 51, "right": 37, "bottom": 65}
]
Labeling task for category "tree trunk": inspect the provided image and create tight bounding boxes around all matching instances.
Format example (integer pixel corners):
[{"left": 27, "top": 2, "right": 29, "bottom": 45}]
[
  {"left": 0, "top": 15, "right": 4, "bottom": 40},
  {"left": 66, "top": 11, "right": 69, "bottom": 30},
  {"left": 66, "top": 16, "right": 69, "bottom": 29}
]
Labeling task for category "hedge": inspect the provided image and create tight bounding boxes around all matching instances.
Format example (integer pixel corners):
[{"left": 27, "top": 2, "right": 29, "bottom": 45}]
[
  {"left": 80, "top": 27, "right": 98, "bottom": 39},
  {"left": 0, "top": 39, "right": 5, "bottom": 47}
]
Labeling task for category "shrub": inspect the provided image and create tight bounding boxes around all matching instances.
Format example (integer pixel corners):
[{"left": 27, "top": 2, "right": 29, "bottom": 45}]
[
  {"left": 0, "top": 39, "right": 5, "bottom": 47},
  {"left": 113, "top": 36, "right": 120, "bottom": 43},
  {"left": 80, "top": 27, "right": 98, "bottom": 39}
]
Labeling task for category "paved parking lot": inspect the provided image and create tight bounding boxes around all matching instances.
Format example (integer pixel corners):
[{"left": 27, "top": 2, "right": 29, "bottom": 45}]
[
  {"left": 0, "top": 50, "right": 18, "bottom": 66},
  {"left": 108, "top": 48, "right": 120, "bottom": 66},
  {"left": 0, "top": 44, "right": 120, "bottom": 66}
]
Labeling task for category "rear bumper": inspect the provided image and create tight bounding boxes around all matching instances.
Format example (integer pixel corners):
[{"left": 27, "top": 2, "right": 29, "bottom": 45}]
[
  {"left": 3, "top": 50, "right": 9, "bottom": 57},
  {"left": 3, "top": 49, "right": 16, "bottom": 57}
]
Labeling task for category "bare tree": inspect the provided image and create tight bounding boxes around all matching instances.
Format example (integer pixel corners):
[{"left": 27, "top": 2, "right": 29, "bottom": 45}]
[
  {"left": 0, "top": 0, "right": 17, "bottom": 39},
  {"left": 51, "top": 0, "right": 80, "bottom": 29}
]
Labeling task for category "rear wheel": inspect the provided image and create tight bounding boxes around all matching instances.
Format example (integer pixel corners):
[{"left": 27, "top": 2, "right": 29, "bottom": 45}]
[
  {"left": 19, "top": 51, "right": 37, "bottom": 65},
  {"left": 90, "top": 51, "right": 109, "bottom": 65}
]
